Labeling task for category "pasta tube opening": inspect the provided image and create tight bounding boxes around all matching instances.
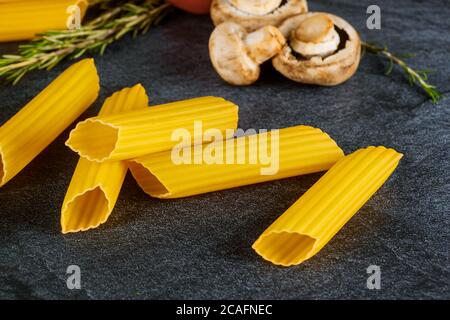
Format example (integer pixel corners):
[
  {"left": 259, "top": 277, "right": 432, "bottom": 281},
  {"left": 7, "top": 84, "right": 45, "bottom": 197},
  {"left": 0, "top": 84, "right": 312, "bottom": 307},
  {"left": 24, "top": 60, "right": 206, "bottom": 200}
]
[
  {"left": 66, "top": 120, "right": 119, "bottom": 162},
  {"left": 253, "top": 232, "right": 317, "bottom": 266},
  {"left": 61, "top": 186, "right": 110, "bottom": 233},
  {"left": 128, "top": 161, "right": 169, "bottom": 197}
]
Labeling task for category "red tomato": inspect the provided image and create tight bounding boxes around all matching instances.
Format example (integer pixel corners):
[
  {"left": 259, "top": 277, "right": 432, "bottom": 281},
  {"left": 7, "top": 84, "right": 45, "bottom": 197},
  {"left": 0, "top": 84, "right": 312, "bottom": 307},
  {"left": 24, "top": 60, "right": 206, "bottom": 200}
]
[{"left": 168, "top": 0, "right": 212, "bottom": 14}]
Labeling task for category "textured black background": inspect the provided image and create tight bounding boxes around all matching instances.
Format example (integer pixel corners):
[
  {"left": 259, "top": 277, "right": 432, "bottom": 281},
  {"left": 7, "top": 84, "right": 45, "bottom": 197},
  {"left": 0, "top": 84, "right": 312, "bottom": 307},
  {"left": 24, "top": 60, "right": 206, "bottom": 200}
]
[{"left": 0, "top": 0, "right": 449, "bottom": 299}]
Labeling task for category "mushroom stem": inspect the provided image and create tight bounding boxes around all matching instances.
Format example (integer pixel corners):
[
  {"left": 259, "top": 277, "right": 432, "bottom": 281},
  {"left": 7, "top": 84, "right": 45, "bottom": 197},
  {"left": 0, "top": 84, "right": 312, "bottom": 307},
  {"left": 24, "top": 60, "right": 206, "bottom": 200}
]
[
  {"left": 244, "top": 25, "right": 286, "bottom": 64},
  {"left": 289, "top": 14, "right": 340, "bottom": 58}
]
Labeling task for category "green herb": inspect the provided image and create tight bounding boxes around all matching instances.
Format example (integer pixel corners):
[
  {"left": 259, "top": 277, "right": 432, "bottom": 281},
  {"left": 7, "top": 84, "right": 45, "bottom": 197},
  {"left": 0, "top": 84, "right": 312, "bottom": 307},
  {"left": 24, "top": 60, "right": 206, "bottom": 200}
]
[
  {"left": 0, "top": 0, "right": 171, "bottom": 84},
  {"left": 362, "top": 41, "right": 441, "bottom": 103}
]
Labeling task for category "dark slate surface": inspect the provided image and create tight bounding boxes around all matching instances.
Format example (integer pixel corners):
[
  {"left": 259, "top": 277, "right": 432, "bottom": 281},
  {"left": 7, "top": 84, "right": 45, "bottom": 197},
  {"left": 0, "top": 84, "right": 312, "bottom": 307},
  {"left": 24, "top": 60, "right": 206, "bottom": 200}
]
[{"left": 0, "top": 0, "right": 449, "bottom": 299}]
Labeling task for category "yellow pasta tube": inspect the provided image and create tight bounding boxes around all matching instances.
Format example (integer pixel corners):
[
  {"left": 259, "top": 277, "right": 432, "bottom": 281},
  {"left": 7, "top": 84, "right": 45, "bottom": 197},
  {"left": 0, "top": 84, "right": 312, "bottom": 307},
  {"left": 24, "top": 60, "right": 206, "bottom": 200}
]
[
  {"left": 0, "top": 58, "right": 99, "bottom": 187},
  {"left": 128, "top": 125, "right": 344, "bottom": 198},
  {"left": 0, "top": 0, "right": 88, "bottom": 42},
  {"left": 65, "top": 96, "right": 239, "bottom": 162},
  {"left": 252, "top": 146, "right": 403, "bottom": 267},
  {"left": 61, "top": 84, "right": 149, "bottom": 233}
]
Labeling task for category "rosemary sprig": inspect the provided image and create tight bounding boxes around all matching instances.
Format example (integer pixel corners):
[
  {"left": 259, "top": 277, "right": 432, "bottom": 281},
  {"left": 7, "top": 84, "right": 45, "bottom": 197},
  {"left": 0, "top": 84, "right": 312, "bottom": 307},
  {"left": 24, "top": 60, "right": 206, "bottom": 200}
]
[
  {"left": 0, "top": 0, "right": 171, "bottom": 84},
  {"left": 362, "top": 41, "right": 441, "bottom": 103}
]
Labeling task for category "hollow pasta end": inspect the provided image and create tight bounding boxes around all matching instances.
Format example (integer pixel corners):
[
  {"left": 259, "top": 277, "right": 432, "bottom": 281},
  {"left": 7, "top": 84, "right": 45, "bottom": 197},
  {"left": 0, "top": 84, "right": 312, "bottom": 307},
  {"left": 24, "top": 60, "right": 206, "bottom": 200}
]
[
  {"left": 66, "top": 119, "right": 119, "bottom": 162},
  {"left": 61, "top": 186, "right": 111, "bottom": 233},
  {"left": 252, "top": 231, "right": 317, "bottom": 267},
  {"left": 128, "top": 160, "right": 170, "bottom": 198}
]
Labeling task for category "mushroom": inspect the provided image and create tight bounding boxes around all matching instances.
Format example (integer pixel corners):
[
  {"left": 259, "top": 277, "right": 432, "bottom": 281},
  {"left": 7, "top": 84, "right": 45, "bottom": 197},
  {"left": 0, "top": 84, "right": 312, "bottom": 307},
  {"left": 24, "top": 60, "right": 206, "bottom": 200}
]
[
  {"left": 211, "top": 0, "right": 308, "bottom": 32},
  {"left": 272, "top": 12, "right": 361, "bottom": 86},
  {"left": 209, "top": 22, "right": 286, "bottom": 85}
]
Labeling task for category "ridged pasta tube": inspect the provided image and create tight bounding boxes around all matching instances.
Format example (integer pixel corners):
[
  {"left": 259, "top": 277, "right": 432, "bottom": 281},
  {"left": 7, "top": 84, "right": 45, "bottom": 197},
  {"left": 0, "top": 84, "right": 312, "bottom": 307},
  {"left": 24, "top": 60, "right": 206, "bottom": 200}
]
[
  {"left": 252, "top": 146, "right": 403, "bottom": 267},
  {"left": 0, "top": 58, "right": 99, "bottom": 187},
  {"left": 65, "top": 96, "right": 239, "bottom": 162},
  {"left": 128, "top": 125, "right": 344, "bottom": 198},
  {"left": 0, "top": 0, "right": 88, "bottom": 42},
  {"left": 61, "top": 84, "right": 149, "bottom": 233}
]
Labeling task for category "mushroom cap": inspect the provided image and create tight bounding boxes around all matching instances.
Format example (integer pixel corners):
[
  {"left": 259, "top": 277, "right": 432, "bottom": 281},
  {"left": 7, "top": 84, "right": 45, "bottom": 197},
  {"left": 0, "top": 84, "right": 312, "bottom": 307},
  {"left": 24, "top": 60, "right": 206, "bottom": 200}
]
[
  {"left": 272, "top": 12, "right": 361, "bottom": 86},
  {"left": 209, "top": 22, "right": 260, "bottom": 85},
  {"left": 211, "top": 0, "right": 308, "bottom": 32}
]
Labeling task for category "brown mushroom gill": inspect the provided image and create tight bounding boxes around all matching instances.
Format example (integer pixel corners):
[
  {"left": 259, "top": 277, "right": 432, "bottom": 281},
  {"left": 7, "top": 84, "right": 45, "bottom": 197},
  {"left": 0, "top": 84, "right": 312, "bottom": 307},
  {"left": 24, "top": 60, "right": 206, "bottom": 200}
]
[{"left": 289, "top": 25, "right": 350, "bottom": 61}]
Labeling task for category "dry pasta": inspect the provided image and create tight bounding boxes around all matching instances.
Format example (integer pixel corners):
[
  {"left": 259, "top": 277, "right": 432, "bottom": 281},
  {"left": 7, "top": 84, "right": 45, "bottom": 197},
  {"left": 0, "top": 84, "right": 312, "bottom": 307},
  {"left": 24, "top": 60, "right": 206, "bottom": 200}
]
[
  {"left": 252, "top": 146, "right": 403, "bottom": 267},
  {"left": 129, "top": 125, "right": 344, "bottom": 198},
  {"left": 0, "top": 0, "right": 88, "bottom": 42},
  {"left": 0, "top": 58, "right": 99, "bottom": 187},
  {"left": 61, "top": 84, "right": 149, "bottom": 233},
  {"left": 65, "top": 96, "right": 239, "bottom": 162}
]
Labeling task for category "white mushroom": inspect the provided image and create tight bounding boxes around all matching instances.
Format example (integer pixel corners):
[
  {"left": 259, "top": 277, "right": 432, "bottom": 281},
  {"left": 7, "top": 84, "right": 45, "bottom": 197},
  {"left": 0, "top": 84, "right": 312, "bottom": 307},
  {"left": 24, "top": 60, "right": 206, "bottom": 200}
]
[
  {"left": 209, "top": 22, "right": 286, "bottom": 85},
  {"left": 211, "top": 0, "right": 308, "bottom": 32},
  {"left": 272, "top": 12, "right": 361, "bottom": 86}
]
